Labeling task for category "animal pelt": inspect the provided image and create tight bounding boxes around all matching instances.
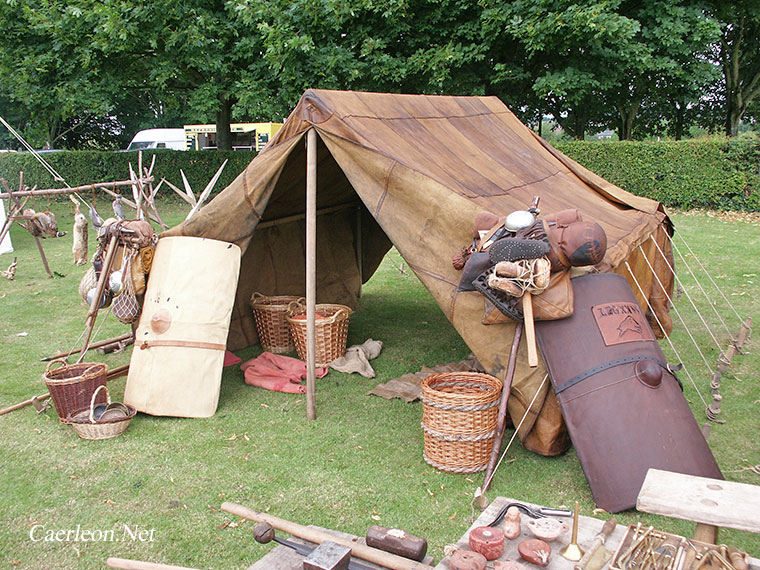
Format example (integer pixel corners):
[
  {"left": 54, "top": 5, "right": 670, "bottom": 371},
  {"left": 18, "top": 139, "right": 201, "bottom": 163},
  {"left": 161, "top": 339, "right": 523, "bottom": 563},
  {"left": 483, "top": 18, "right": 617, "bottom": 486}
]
[
  {"left": 2, "top": 257, "right": 17, "bottom": 280},
  {"left": 72, "top": 203, "right": 88, "bottom": 265},
  {"left": 21, "top": 209, "right": 58, "bottom": 238}
]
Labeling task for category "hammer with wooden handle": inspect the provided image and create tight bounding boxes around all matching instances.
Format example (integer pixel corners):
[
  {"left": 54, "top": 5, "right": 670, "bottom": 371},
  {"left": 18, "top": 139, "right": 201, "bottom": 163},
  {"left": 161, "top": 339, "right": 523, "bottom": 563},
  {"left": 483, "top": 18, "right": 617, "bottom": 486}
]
[
  {"left": 574, "top": 518, "right": 617, "bottom": 570},
  {"left": 222, "top": 502, "right": 434, "bottom": 570}
]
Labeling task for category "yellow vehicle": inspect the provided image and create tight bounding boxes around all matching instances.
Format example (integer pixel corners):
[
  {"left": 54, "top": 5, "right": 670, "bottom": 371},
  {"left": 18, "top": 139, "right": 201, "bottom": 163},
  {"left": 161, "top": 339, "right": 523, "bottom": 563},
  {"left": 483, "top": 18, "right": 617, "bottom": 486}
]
[{"left": 183, "top": 122, "right": 283, "bottom": 151}]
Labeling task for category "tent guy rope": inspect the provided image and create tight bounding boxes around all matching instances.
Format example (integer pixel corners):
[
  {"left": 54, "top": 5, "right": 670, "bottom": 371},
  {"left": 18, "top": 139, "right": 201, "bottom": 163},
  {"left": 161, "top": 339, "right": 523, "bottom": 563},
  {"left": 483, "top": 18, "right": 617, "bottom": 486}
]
[
  {"left": 624, "top": 261, "right": 710, "bottom": 410},
  {"left": 637, "top": 245, "right": 717, "bottom": 375},
  {"left": 649, "top": 236, "right": 725, "bottom": 352}
]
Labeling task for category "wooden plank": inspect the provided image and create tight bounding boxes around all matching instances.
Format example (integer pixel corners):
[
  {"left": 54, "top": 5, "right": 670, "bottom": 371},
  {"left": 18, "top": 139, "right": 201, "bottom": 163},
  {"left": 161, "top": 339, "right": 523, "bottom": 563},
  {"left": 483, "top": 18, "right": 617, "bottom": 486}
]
[{"left": 637, "top": 468, "right": 760, "bottom": 533}]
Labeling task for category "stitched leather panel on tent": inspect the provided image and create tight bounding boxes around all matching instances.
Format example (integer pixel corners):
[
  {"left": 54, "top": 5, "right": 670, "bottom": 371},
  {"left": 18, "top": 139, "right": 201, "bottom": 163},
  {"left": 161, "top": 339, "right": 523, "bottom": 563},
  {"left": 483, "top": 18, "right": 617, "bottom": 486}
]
[{"left": 164, "top": 89, "right": 674, "bottom": 455}]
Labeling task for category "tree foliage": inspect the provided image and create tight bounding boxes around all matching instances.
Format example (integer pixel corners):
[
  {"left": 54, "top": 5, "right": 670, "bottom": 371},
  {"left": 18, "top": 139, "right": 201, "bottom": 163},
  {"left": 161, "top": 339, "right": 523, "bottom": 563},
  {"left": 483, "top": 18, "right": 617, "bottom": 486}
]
[{"left": 0, "top": 0, "right": 757, "bottom": 148}]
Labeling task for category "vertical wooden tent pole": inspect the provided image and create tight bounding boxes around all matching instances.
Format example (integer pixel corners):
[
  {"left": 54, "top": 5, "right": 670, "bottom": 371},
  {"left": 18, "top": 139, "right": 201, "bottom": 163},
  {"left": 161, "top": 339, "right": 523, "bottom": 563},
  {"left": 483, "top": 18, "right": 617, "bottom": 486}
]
[
  {"left": 356, "top": 206, "right": 363, "bottom": 298},
  {"left": 305, "top": 128, "right": 318, "bottom": 420}
]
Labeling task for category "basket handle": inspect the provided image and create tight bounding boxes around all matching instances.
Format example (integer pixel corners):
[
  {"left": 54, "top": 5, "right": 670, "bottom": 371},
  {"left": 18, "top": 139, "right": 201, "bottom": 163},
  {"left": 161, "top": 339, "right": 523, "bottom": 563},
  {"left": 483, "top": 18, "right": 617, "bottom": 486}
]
[
  {"left": 83, "top": 363, "right": 107, "bottom": 378},
  {"left": 326, "top": 307, "right": 351, "bottom": 324},
  {"left": 251, "top": 292, "right": 266, "bottom": 303},
  {"left": 45, "top": 358, "right": 68, "bottom": 375},
  {"left": 88, "top": 385, "right": 111, "bottom": 424},
  {"left": 286, "top": 299, "right": 306, "bottom": 315}
]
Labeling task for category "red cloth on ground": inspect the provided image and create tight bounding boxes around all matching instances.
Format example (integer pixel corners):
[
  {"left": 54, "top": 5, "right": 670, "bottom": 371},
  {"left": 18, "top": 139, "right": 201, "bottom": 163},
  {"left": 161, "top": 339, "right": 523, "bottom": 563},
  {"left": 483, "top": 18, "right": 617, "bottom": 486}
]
[
  {"left": 223, "top": 350, "right": 242, "bottom": 367},
  {"left": 240, "top": 352, "right": 327, "bottom": 394}
]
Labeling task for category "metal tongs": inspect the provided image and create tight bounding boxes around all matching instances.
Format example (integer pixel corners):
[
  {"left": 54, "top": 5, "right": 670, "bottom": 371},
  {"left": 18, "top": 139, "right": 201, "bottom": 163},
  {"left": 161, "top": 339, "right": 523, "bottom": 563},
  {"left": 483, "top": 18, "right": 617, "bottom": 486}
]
[{"left": 487, "top": 502, "right": 572, "bottom": 527}]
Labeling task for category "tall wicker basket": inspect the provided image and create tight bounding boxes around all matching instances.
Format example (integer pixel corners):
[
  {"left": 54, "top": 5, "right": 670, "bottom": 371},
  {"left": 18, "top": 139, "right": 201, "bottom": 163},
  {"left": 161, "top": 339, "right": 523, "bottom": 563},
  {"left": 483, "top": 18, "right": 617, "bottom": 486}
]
[
  {"left": 43, "top": 359, "right": 108, "bottom": 422},
  {"left": 421, "top": 372, "right": 502, "bottom": 473},
  {"left": 286, "top": 302, "right": 352, "bottom": 366},
  {"left": 249, "top": 293, "right": 305, "bottom": 354}
]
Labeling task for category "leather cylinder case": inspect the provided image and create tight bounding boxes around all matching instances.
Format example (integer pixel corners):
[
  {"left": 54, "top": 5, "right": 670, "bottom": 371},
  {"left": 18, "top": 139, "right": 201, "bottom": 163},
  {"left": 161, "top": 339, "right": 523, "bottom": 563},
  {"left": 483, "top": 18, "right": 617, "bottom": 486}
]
[{"left": 535, "top": 273, "right": 722, "bottom": 512}]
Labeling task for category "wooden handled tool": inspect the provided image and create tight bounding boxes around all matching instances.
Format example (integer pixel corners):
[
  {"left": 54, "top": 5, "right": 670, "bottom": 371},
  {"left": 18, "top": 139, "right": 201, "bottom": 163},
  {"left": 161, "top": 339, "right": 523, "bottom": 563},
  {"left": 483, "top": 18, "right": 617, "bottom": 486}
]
[
  {"left": 106, "top": 557, "right": 201, "bottom": 570},
  {"left": 574, "top": 517, "right": 617, "bottom": 570},
  {"left": 254, "top": 522, "right": 376, "bottom": 570},
  {"left": 222, "top": 502, "right": 434, "bottom": 570},
  {"left": 522, "top": 293, "right": 538, "bottom": 367}
]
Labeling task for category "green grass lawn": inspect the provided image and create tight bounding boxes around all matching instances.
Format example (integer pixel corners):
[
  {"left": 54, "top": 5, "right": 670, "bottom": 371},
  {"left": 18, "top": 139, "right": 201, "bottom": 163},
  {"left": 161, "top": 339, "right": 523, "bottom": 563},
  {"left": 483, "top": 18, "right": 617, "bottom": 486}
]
[{"left": 0, "top": 200, "right": 757, "bottom": 569}]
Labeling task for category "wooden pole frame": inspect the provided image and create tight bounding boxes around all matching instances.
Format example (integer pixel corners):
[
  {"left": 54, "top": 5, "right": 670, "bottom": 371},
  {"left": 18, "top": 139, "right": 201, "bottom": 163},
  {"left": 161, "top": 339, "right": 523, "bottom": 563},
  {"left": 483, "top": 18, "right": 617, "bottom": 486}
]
[
  {"left": 0, "top": 177, "right": 153, "bottom": 200},
  {"left": 305, "top": 128, "right": 318, "bottom": 420}
]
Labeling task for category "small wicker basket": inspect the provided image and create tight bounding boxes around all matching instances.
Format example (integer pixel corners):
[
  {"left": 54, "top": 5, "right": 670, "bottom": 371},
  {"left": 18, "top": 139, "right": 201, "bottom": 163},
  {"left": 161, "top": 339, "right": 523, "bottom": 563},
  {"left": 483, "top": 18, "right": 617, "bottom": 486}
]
[
  {"left": 43, "top": 359, "right": 108, "bottom": 421},
  {"left": 249, "top": 293, "right": 305, "bottom": 354},
  {"left": 421, "top": 372, "right": 503, "bottom": 473},
  {"left": 286, "top": 301, "right": 352, "bottom": 366},
  {"left": 65, "top": 386, "right": 136, "bottom": 440}
]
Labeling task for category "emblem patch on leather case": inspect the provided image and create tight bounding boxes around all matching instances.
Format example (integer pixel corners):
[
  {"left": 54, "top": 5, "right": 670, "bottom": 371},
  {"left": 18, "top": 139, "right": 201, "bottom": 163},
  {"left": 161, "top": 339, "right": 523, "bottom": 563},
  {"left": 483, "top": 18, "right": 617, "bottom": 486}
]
[{"left": 591, "top": 302, "right": 654, "bottom": 346}]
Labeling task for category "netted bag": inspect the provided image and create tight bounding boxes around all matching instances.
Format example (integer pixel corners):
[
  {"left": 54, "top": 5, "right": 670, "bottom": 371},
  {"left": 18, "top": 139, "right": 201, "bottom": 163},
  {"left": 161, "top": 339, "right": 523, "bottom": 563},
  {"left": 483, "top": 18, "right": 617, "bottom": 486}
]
[
  {"left": 112, "top": 252, "right": 141, "bottom": 324},
  {"left": 79, "top": 267, "right": 98, "bottom": 303}
]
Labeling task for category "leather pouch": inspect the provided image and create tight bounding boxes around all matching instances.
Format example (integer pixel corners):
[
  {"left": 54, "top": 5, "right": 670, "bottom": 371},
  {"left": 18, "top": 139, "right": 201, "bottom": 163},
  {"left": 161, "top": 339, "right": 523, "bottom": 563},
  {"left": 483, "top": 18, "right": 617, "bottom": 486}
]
[{"left": 481, "top": 269, "right": 574, "bottom": 324}]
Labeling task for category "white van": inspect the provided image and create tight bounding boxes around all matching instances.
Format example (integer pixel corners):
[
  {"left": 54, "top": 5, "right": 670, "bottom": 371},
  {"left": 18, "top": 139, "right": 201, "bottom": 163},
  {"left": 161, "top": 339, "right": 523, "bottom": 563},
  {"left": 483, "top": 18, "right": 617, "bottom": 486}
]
[{"left": 126, "top": 128, "right": 186, "bottom": 151}]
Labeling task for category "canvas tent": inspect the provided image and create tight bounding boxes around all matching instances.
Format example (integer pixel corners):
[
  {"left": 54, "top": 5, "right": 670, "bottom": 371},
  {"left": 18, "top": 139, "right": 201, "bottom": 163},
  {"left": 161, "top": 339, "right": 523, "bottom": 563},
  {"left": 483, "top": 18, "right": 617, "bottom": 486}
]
[{"left": 164, "top": 89, "right": 674, "bottom": 453}]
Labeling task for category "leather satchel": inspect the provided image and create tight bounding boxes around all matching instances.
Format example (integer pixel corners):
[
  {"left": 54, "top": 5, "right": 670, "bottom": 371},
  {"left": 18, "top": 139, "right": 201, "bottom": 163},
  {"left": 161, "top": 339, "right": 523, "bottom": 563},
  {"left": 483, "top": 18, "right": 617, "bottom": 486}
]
[{"left": 481, "top": 269, "right": 574, "bottom": 325}]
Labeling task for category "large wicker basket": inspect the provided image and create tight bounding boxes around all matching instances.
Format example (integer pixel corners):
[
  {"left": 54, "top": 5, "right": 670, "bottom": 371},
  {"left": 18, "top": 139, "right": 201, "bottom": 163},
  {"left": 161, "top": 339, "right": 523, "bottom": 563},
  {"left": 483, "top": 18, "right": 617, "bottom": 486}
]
[
  {"left": 421, "top": 372, "right": 503, "bottom": 473},
  {"left": 65, "top": 385, "right": 136, "bottom": 440},
  {"left": 43, "top": 359, "right": 108, "bottom": 421},
  {"left": 286, "top": 302, "right": 352, "bottom": 366},
  {"left": 249, "top": 293, "right": 305, "bottom": 354}
]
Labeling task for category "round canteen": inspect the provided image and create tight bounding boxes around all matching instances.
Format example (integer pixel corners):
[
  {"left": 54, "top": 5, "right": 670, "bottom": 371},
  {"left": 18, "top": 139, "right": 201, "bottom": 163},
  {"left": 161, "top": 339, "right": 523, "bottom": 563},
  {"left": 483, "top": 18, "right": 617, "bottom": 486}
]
[
  {"left": 109, "top": 269, "right": 124, "bottom": 295},
  {"left": 505, "top": 210, "right": 535, "bottom": 232},
  {"left": 86, "top": 287, "right": 108, "bottom": 308}
]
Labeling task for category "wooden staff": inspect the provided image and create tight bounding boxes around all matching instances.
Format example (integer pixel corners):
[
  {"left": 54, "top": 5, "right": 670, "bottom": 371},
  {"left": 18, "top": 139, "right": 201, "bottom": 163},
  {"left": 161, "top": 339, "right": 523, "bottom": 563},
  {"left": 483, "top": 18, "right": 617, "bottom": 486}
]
[
  {"left": 78, "top": 235, "right": 119, "bottom": 362},
  {"left": 40, "top": 332, "right": 134, "bottom": 361},
  {"left": 221, "top": 502, "right": 433, "bottom": 570},
  {"left": 482, "top": 321, "right": 523, "bottom": 492}
]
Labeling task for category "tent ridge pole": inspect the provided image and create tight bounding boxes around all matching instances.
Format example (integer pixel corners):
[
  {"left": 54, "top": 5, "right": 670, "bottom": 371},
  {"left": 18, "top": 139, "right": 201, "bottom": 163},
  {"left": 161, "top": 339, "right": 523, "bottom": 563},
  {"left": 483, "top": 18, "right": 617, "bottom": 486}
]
[{"left": 305, "top": 128, "right": 317, "bottom": 420}]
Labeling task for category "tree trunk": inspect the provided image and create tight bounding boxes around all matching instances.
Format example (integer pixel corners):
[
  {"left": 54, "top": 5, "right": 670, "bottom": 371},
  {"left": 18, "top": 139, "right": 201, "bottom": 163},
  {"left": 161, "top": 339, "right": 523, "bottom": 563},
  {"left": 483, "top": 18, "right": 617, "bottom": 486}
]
[
  {"left": 674, "top": 101, "right": 685, "bottom": 141},
  {"left": 725, "top": 103, "right": 741, "bottom": 137},
  {"left": 215, "top": 96, "right": 236, "bottom": 150},
  {"left": 719, "top": 15, "right": 760, "bottom": 137},
  {"left": 617, "top": 82, "right": 645, "bottom": 140}
]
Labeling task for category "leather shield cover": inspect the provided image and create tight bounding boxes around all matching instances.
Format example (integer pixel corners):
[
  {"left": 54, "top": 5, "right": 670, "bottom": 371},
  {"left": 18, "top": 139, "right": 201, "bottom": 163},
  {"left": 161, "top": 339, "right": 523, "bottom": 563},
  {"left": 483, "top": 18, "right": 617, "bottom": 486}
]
[{"left": 535, "top": 273, "right": 722, "bottom": 512}]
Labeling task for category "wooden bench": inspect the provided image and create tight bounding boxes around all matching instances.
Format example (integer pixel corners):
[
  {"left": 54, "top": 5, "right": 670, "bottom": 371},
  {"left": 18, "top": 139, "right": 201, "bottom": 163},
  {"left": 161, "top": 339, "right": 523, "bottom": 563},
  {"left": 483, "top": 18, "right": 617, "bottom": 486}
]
[{"left": 636, "top": 468, "right": 760, "bottom": 544}]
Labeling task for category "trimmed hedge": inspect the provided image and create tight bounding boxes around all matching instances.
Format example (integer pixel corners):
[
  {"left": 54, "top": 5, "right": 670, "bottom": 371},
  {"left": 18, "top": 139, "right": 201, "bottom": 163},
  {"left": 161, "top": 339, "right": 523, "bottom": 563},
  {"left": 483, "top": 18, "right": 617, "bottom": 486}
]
[
  {"left": 2, "top": 135, "right": 758, "bottom": 211},
  {"left": 0, "top": 150, "right": 255, "bottom": 202},
  {"left": 555, "top": 134, "right": 760, "bottom": 212}
]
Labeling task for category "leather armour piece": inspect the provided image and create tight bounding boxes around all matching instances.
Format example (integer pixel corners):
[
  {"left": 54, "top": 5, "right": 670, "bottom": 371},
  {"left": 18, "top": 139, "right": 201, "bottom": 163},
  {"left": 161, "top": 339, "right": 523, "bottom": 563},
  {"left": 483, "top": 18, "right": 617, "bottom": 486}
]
[{"left": 535, "top": 273, "right": 722, "bottom": 512}]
